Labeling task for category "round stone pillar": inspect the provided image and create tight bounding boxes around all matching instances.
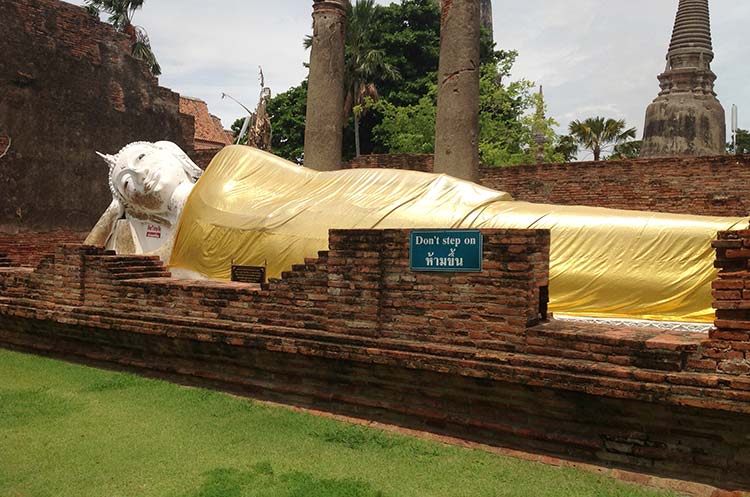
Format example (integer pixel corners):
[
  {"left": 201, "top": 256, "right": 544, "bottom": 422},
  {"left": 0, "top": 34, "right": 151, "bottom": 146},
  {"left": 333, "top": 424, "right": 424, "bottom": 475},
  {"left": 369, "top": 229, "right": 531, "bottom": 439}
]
[
  {"left": 303, "top": 0, "right": 348, "bottom": 171},
  {"left": 434, "top": 0, "right": 481, "bottom": 182}
]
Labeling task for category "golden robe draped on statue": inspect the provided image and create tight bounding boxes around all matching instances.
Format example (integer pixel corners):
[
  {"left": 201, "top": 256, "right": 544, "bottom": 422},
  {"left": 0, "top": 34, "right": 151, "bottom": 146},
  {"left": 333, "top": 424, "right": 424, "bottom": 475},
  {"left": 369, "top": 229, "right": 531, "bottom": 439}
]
[{"left": 169, "top": 146, "right": 748, "bottom": 323}]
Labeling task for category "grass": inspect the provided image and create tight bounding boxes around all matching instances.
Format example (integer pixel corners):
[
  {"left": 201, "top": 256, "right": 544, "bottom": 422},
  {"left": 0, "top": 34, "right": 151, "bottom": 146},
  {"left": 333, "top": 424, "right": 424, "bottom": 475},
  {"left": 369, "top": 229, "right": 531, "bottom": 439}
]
[{"left": 0, "top": 348, "right": 676, "bottom": 497}]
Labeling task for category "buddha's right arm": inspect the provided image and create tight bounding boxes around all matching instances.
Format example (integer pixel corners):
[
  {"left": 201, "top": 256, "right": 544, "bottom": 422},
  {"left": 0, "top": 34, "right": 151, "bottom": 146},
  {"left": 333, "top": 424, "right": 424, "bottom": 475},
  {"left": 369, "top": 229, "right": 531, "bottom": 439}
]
[{"left": 84, "top": 200, "right": 125, "bottom": 247}]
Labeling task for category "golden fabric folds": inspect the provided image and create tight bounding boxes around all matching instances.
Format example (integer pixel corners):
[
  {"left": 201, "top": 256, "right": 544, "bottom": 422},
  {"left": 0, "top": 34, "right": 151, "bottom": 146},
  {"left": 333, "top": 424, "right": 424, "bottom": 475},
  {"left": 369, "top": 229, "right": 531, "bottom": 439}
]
[{"left": 170, "top": 146, "right": 748, "bottom": 323}]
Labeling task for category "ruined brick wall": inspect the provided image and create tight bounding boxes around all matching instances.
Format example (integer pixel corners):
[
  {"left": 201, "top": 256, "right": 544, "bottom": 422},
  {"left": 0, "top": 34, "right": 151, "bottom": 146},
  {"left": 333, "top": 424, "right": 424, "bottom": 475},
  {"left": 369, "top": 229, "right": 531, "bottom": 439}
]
[
  {"left": 347, "top": 153, "right": 435, "bottom": 173},
  {"left": 480, "top": 155, "right": 750, "bottom": 217},
  {"left": 0, "top": 229, "right": 87, "bottom": 267},
  {"left": 191, "top": 148, "right": 222, "bottom": 170},
  {"left": 347, "top": 154, "right": 750, "bottom": 217},
  {"left": 702, "top": 229, "right": 750, "bottom": 378},
  {"left": 4, "top": 230, "right": 750, "bottom": 490},
  {"left": 0, "top": 0, "right": 195, "bottom": 233}
]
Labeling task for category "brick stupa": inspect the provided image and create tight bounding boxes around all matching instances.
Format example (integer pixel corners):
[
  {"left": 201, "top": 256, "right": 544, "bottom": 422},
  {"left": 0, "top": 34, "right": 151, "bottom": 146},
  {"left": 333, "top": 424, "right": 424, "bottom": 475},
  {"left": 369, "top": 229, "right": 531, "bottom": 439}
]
[{"left": 640, "top": 0, "right": 726, "bottom": 158}]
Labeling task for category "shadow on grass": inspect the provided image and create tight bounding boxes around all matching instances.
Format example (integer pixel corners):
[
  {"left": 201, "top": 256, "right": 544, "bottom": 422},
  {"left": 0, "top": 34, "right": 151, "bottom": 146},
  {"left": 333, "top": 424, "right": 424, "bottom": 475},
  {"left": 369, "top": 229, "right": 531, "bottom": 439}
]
[
  {"left": 81, "top": 373, "right": 145, "bottom": 393},
  {"left": 0, "top": 389, "right": 79, "bottom": 428},
  {"left": 181, "top": 462, "right": 384, "bottom": 497},
  {"left": 311, "top": 424, "right": 440, "bottom": 458}
]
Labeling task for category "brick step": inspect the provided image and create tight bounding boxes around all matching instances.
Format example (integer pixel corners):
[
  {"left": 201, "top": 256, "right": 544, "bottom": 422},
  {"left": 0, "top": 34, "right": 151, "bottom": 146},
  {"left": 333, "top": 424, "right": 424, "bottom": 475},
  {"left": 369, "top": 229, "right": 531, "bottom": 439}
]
[
  {"left": 35, "top": 304, "right": 748, "bottom": 410},
  {"left": 65, "top": 303, "right": 688, "bottom": 378},
  {"left": 106, "top": 265, "right": 166, "bottom": 275},
  {"left": 100, "top": 255, "right": 162, "bottom": 263},
  {"left": 104, "top": 259, "right": 164, "bottom": 267},
  {"left": 102, "top": 259, "right": 164, "bottom": 268},
  {"left": 526, "top": 322, "right": 702, "bottom": 352},
  {"left": 111, "top": 271, "right": 172, "bottom": 280}
]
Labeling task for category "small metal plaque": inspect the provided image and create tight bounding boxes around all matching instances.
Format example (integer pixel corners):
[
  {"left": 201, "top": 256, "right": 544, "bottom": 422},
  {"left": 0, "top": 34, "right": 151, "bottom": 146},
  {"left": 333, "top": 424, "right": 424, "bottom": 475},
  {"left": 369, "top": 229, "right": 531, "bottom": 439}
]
[
  {"left": 231, "top": 265, "right": 266, "bottom": 284},
  {"left": 410, "top": 230, "right": 483, "bottom": 272}
]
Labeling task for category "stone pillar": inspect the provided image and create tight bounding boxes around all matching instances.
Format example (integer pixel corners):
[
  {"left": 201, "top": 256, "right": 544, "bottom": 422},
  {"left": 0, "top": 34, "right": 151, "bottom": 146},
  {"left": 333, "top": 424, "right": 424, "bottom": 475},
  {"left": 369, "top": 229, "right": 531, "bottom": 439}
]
[
  {"left": 434, "top": 0, "right": 481, "bottom": 182},
  {"left": 303, "top": 0, "right": 348, "bottom": 171}
]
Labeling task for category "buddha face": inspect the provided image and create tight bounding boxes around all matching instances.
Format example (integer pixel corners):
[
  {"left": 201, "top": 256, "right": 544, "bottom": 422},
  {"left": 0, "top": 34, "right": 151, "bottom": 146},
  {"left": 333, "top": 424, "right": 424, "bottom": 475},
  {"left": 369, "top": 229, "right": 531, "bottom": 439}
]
[
  {"left": 100, "top": 142, "right": 201, "bottom": 218},
  {"left": 111, "top": 145, "right": 190, "bottom": 213}
]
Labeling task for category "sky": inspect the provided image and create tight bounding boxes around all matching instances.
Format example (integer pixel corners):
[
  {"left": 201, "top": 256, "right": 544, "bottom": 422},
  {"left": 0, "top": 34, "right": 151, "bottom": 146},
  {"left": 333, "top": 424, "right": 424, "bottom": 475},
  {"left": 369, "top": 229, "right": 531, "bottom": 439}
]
[{"left": 67, "top": 0, "right": 749, "bottom": 158}]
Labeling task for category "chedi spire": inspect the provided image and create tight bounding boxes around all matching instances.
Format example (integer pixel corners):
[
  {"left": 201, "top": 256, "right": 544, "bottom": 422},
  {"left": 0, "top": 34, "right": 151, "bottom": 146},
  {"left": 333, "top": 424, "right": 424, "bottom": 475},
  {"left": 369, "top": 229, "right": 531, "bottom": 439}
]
[{"left": 640, "top": 0, "right": 725, "bottom": 157}]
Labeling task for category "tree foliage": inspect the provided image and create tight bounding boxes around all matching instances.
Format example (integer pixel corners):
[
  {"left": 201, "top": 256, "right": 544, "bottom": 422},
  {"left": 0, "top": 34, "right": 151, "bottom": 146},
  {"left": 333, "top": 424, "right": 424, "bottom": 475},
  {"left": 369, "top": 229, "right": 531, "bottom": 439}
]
[
  {"left": 84, "top": 0, "right": 161, "bottom": 75},
  {"left": 609, "top": 140, "right": 642, "bottom": 160},
  {"left": 554, "top": 135, "right": 579, "bottom": 162},
  {"left": 266, "top": 82, "right": 308, "bottom": 164},
  {"left": 342, "top": 0, "right": 399, "bottom": 157},
  {"left": 244, "top": 0, "right": 560, "bottom": 166},
  {"left": 373, "top": 90, "right": 437, "bottom": 154},
  {"left": 729, "top": 129, "right": 750, "bottom": 155},
  {"left": 568, "top": 117, "right": 637, "bottom": 161}
]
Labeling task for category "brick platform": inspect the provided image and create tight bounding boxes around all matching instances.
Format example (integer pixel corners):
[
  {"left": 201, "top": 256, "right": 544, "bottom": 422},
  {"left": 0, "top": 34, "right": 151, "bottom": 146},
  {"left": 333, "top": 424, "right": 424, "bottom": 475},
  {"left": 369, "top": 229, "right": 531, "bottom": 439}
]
[{"left": 2, "top": 230, "right": 750, "bottom": 492}]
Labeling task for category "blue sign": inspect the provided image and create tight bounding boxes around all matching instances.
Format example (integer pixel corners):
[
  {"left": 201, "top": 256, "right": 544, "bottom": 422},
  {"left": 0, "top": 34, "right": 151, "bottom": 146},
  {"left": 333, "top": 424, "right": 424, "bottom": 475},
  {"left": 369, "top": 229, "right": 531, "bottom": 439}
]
[{"left": 410, "top": 230, "right": 483, "bottom": 272}]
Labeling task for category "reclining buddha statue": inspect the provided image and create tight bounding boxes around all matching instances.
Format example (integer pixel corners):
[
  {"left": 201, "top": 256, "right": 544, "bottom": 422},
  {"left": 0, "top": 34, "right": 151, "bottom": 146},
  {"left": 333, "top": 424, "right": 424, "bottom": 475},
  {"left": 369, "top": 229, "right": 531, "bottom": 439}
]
[{"left": 85, "top": 141, "right": 749, "bottom": 323}]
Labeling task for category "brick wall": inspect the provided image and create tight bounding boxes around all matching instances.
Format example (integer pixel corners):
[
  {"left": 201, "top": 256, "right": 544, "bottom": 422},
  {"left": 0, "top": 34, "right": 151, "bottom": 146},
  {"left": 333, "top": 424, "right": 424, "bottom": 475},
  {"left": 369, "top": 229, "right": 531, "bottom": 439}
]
[
  {"left": 700, "top": 230, "right": 750, "bottom": 377},
  {"left": 347, "top": 153, "right": 750, "bottom": 217},
  {"left": 191, "top": 147, "right": 223, "bottom": 169},
  {"left": 3, "top": 230, "right": 750, "bottom": 490},
  {"left": 0, "top": 0, "right": 195, "bottom": 233},
  {"left": 0, "top": 230, "right": 88, "bottom": 267},
  {"left": 347, "top": 154, "right": 435, "bottom": 173}
]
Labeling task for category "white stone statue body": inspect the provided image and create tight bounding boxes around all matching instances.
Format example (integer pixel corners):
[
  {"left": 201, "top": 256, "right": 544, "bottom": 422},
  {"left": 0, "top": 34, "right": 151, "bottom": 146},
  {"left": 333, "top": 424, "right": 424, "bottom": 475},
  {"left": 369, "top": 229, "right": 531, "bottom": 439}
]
[{"left": 84, "top": 141, "right": 202, "bottom": 260}]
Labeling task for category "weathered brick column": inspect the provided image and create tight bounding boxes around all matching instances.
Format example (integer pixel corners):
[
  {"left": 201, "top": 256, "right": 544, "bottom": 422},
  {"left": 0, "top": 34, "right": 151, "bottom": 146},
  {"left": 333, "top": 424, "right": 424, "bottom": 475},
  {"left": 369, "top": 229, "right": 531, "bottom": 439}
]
[
  {"left": 706, "top": 229, "right": 750, "bottom": 374},
  {"left": 303, "top": 0, "right": 348, "bottom": 171},
  {"left": 434, "top": 0, "right": 481, "bottom": 182}
]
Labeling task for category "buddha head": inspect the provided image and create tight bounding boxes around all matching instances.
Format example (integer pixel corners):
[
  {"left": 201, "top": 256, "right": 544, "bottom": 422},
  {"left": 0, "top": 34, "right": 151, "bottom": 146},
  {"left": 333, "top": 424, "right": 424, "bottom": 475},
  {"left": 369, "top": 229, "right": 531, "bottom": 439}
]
[{"left": 97, "top": 141, "right": 202, "bottom": 221}]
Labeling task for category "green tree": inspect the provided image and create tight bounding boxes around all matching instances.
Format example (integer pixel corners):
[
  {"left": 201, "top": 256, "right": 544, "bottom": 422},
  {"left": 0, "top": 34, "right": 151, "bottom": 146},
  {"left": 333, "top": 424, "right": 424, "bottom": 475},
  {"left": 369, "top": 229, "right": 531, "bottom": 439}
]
[
  {"left": 84, "top": 0, "right": 161, "bottom": 75},
  {"left": 478, "top": 58, "right": 562, "bottom": 166},
  {"left": 568, "top": 117, "right": 636, "bottom": 161},
  {"left": 374, "top": 51, "right": 562, "bottom": 166},
  {"left": 266, "top": 82, "right": 308, "bottom": 164},
  {"left": 554, "top": 135, "right": 579, "bottom": 162},
  {"left": 373, "top": 88, "right": 437, "bottom": 154},
  {"left": 343, "top": 0, "right": 400, "bottom": 157},
  {"left": 729, "top": 129, "right": 750, "bottom": 155},
  {"left": 368, "top": 0, "right": 441, "bottom": 107},
  {"left": 237, "top": 0, "right": 533, "bottom": 163},
  {"left": 230, "top": 118, "right": 246, "bottom": 145},
  {"left": 305, "top": 0, "right": 399, "bottom": 157},
  {"left": 609, "top": 140, "right": 642, "bottom": 160}
]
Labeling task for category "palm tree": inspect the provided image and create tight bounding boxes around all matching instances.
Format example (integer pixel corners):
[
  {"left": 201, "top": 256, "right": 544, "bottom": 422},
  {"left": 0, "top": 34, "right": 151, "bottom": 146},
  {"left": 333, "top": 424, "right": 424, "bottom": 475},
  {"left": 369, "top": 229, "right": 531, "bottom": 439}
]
[
  {"left": 305, "top": 0, "right": 399, "bottom": 156},
  {"left": 568, "top": 117, "right": 636, "bottom": 161},
  {"left": 84, "top": 0, "right": 161, "bottom": 75}
]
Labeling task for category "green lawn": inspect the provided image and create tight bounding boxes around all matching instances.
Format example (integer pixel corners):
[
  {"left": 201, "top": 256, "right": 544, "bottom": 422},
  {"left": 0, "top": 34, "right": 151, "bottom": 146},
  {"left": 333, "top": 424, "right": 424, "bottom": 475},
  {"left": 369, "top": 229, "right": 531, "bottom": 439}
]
[{"left": 0, "top": 348, "right": 675, "bottom": 497}]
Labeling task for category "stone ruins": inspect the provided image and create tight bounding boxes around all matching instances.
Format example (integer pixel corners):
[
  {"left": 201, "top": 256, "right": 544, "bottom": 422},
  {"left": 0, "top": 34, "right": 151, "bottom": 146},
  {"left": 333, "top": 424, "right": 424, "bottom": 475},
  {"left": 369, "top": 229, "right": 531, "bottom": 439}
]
[{"left": 641, "top": 0, "right": 726, "bottom": 157}]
